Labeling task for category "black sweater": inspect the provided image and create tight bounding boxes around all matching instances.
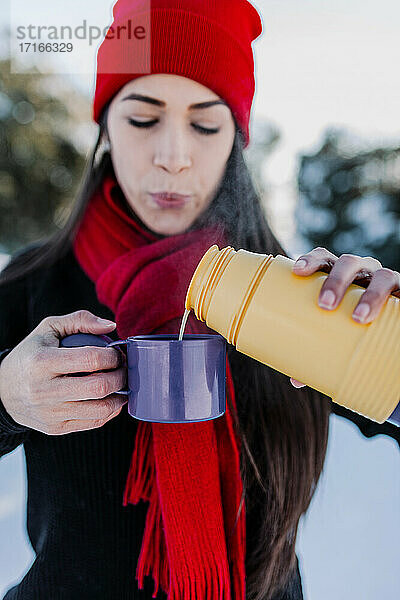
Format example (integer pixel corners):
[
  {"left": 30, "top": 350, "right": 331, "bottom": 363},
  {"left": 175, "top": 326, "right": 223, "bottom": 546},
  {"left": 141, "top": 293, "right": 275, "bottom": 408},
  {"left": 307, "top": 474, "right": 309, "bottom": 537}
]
[{"left": 0, "top": 244, "right": 399, "bottom": 600}]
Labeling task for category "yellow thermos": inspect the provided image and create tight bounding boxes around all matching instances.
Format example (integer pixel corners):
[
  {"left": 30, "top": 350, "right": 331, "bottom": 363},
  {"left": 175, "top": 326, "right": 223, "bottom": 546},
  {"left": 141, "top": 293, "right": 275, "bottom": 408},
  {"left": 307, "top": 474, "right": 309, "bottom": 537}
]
[{"left": 184, "top": 245, "right": 400, "bottom": 424}]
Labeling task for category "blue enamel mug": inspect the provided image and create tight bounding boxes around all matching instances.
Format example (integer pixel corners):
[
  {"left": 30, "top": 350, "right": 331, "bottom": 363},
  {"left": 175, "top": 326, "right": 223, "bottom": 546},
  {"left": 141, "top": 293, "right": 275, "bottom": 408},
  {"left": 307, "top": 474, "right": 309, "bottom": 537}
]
[{"left": 60, "top": 333, "right": 226, "bottom": 423}]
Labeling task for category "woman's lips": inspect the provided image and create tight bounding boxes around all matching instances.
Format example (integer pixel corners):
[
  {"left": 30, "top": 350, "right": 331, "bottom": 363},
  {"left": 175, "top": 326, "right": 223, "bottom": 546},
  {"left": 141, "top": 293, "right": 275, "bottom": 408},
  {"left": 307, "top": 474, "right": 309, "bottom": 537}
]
[{"left": 149, "top": 192, "right": 192, "bottom": 209}]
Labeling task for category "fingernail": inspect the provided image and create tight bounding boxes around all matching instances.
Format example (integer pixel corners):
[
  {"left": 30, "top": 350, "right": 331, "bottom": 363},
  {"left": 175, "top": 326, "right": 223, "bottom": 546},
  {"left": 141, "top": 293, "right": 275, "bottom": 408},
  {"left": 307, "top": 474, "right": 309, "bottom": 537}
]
[
  {"left": 319, "top": 290, "right": 336, "bottom": 308},
  {"left": 96, "top": 318, "right": 116, "bottom": 327},
  {"left": 293, "top": 259, "right": 307, "bottom": 270},
  {"left": 291, "top": 378, "right": 306, "bottom": 388},
  {"left": 353, "top": 303, "right": 370, "bottom": 322}
]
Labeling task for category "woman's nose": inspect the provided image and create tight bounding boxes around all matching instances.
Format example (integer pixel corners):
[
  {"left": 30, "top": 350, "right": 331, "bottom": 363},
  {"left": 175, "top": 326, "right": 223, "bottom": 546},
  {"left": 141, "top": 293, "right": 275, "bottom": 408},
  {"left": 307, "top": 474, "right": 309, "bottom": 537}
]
[{"left": 153, "top": 126, "right": 192, "bottom": 174}]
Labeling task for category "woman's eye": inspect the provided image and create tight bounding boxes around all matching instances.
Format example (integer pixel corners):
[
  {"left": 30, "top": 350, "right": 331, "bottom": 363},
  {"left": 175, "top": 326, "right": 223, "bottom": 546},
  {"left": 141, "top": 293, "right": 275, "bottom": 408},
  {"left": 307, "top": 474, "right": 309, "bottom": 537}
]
[
  {"left": 128, "top": 118, "right": 219, "bottom": 135},
  {"left": 128, "top": 118, "right": 158, "bottom": 128},
  {"left": 191, "top": 124, "right": 220, "bottom": 135}
]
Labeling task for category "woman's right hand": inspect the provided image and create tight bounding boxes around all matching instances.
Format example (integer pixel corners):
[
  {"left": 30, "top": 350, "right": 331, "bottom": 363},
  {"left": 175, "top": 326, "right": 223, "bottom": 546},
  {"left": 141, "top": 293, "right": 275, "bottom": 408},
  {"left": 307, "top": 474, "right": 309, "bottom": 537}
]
[{"left": 0, "top": 310, "right": 127, "bottom": 435}]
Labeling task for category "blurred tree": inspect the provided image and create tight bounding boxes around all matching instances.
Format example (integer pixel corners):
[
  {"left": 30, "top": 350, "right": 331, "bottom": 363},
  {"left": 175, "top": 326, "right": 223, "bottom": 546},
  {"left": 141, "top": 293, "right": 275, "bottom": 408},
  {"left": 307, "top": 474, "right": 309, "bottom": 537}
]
[
  {"left": 295, "top": 128, "right": 400, "bottom": 271},
  {"left": 0, "top": 57, "right": 89, "bottom": 254}
]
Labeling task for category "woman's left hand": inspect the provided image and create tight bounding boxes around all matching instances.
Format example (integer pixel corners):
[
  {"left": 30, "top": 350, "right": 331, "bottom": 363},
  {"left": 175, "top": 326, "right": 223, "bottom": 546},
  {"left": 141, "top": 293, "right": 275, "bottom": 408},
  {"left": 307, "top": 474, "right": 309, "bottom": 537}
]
[{"left": 288, "top": 247, "right": 400, "bottom": 388}]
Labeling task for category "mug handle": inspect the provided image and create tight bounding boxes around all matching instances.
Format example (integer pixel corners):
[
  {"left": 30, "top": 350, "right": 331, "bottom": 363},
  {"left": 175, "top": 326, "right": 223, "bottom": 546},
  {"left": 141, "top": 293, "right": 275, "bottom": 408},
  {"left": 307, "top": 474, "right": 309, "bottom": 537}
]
[
  {"left": 106, "top": 340, "right": 129, "bottom": 395},
  {"left": 59, "top": 333, "right": 129, "bottom": 396}
]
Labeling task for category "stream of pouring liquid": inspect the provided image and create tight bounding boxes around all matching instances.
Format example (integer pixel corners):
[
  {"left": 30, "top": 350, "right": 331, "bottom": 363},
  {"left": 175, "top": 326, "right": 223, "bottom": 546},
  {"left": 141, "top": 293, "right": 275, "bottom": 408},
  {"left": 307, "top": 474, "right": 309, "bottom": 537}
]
[{"left": 178, "top": 308, "right": 191, "bottom": 341}]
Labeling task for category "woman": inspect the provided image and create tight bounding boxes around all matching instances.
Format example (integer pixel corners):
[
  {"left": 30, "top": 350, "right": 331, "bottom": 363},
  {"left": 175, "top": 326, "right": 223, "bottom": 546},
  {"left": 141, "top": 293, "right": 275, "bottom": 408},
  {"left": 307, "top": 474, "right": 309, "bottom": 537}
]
[{"left": 0, "top": 1, "right": 399, "bottom": 599}]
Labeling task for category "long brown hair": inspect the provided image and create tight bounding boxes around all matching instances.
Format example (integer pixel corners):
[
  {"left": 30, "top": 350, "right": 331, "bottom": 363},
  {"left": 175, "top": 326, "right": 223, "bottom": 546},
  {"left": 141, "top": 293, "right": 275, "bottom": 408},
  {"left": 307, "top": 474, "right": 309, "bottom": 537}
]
[{"left": 0, "top": 105, "right": 332, "bottom": 600}]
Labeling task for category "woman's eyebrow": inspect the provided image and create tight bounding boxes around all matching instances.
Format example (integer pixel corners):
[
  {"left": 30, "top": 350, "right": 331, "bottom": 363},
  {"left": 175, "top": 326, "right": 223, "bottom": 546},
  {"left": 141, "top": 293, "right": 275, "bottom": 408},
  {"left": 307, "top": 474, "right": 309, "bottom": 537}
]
[{"left": 121, "top": 93, "right": 227, "bottom": 110}]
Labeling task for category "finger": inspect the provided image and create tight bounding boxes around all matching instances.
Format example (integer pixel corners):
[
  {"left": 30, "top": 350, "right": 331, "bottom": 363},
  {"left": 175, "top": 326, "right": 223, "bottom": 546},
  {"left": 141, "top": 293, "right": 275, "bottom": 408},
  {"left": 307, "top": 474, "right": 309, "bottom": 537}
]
[
  {"left": 317, "top": 254, "right": 382, "bottom": 311},
  {"left": 45, "top": 406, "right": 126, "bottom": 435},
  {"left": 36, "top": 310, "right": 116, "bottom": 348},
  {"left": 292, "top": 247, "right": 338, "bottom": 273},
  {"left": 352, "top": 268, "right": 400, "bottom": 324},
  {"left": 46, "top": 346, "right": 124, "bottom": 375},
  {"left": 51, "top": 367, "right": 127, "bottom": 401},
  {"left": 62, "top": 394, "right": 128, "bottom": 421},
  {"left": 290, "top": 377, "right": 306, "bottom": 388}
]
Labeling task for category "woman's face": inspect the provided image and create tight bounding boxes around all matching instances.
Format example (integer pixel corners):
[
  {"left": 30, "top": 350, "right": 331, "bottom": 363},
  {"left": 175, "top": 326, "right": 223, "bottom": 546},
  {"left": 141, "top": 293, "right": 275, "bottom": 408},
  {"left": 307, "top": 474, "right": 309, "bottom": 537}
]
[{"left": 106, "top": 74, "right": 236, "bottom": 236}]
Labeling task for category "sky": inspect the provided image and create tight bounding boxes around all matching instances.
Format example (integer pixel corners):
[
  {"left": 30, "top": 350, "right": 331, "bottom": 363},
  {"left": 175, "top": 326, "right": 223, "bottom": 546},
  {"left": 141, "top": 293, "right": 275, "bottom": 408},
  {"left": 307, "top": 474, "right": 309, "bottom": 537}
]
[
  {"left": 252, "top": 0, "right": 400, "bottom": 252},
  {"left": 1, "top": 2, "right": 399, "bottom": 599}
]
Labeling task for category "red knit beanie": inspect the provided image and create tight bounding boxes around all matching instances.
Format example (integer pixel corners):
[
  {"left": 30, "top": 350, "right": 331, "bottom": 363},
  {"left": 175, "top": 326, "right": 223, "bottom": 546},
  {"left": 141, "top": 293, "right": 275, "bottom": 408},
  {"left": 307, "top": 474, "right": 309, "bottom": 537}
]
[{"left": 92, "top": 0, "right": 263, "bottom": 147}]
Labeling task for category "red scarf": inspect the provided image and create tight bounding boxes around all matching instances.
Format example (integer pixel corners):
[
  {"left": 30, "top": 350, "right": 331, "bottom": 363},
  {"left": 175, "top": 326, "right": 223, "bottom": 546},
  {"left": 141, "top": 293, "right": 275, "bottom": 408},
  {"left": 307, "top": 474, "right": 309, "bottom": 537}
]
[{"left": 72, "top": 174, "right": 246, "bottom": 599}]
